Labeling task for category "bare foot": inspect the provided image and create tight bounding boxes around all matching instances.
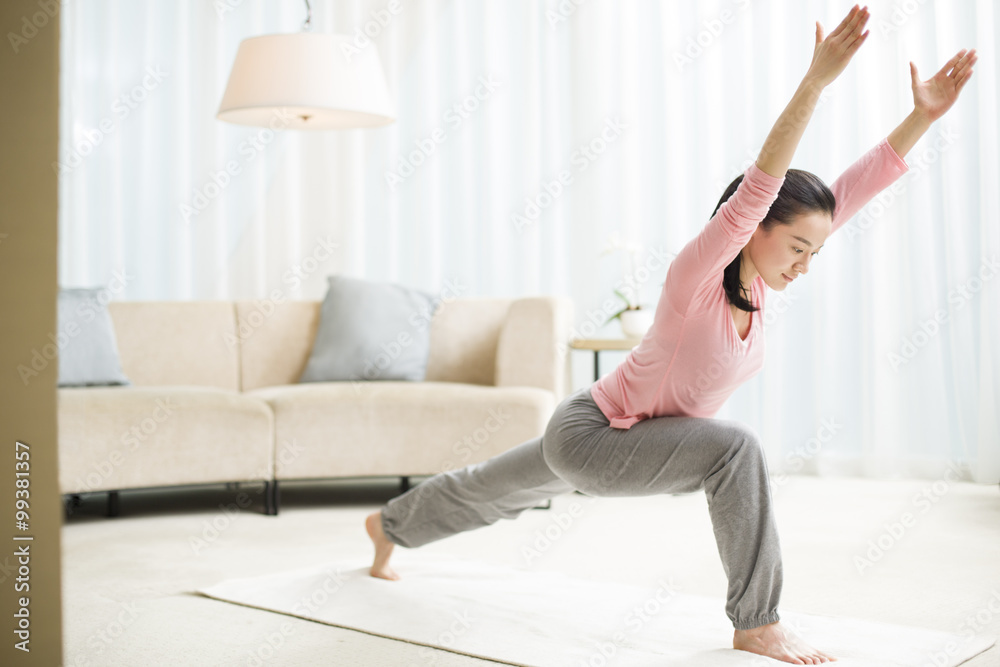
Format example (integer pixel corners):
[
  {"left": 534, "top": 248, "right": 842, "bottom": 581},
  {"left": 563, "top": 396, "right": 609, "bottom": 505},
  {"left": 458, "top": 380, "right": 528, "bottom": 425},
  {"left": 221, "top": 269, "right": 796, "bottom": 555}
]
[
  {"left": 365, "top": 511, "right": 400, "bottom": 580},
  {"left": 733, "top": 621, "right": 836, "bottom": 664}
]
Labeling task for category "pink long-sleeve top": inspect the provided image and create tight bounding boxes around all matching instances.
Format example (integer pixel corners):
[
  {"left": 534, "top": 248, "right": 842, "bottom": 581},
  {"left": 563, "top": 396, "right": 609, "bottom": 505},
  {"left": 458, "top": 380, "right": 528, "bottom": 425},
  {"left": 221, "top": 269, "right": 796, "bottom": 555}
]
[{"left": 590, "top": 138, "right": 910, "bottom": 429}]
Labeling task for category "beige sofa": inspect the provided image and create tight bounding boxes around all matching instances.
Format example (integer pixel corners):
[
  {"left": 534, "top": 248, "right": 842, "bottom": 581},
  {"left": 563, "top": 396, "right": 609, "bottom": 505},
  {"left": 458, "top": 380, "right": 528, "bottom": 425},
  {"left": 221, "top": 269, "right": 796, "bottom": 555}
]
[{"left": 58, "top": 296, "right": 574, "bottom": 516}]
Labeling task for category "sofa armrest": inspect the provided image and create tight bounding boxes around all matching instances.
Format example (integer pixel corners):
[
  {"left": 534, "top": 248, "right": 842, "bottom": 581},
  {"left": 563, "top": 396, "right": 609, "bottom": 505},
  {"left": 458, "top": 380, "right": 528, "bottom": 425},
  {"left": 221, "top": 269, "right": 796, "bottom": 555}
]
[{"left": 495, "top": 296, "right": 574, "bottom": 403}]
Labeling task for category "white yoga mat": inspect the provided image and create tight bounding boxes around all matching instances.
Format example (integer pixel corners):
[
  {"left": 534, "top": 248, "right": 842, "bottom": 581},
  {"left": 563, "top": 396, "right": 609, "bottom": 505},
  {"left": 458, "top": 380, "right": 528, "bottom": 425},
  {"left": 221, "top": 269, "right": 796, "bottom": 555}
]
[{"left": 195, "top": 553, "right": 994, "bottom": 667}]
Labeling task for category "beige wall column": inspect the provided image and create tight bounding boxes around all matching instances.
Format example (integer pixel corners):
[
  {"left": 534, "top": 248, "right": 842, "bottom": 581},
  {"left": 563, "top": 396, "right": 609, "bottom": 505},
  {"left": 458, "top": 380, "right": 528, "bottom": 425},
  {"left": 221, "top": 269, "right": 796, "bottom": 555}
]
[{"left": 0, "top": 0, "right": 63, "bottom": 665}]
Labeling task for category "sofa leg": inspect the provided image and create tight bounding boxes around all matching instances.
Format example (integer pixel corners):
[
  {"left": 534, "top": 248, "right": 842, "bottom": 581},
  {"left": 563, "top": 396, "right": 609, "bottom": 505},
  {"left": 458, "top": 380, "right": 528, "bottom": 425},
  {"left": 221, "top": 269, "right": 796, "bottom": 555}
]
[
  {"left": 263, "top": 480, "right": 279, "bottom": 516},
  {"left": 400, "top": 476, "right": 410, "bottom": 493},
  {"left": 107, "top": 491, "right": 120, "bottom": 518},
  {"left": 63, "top": 494, "right": 82, "bottom": 517}
]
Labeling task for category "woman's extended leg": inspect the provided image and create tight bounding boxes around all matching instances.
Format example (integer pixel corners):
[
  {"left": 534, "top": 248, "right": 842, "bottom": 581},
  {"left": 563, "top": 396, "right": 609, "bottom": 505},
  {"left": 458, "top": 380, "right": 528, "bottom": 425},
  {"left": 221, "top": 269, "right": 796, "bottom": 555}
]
[{"left": 367, "top": 428, "right": 577, "bottom": 577}]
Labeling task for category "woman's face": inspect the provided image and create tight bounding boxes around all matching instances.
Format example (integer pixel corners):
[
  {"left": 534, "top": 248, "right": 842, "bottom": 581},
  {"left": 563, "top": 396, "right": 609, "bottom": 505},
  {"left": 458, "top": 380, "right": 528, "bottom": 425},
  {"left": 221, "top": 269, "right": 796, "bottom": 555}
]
[{"left": 747, "top": 211, "right": 833, "bottom": 290}]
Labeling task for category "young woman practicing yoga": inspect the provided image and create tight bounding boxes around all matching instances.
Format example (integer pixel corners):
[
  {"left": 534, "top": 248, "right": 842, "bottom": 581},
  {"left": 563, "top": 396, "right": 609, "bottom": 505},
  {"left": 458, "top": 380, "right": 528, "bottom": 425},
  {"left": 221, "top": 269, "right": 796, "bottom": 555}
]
[{"left": 365, "top": 5, "right": 976, "bottom": 664}]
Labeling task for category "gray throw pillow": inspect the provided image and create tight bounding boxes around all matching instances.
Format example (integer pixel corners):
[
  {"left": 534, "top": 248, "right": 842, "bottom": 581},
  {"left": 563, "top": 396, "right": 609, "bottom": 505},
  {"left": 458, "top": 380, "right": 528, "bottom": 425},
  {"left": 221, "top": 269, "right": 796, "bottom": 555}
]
[
  {"left": 57, "top": 288, "right": 131, "bottom": 387},
  {"left": 299, "top": 275, "right": 439, "bottom": 383}
]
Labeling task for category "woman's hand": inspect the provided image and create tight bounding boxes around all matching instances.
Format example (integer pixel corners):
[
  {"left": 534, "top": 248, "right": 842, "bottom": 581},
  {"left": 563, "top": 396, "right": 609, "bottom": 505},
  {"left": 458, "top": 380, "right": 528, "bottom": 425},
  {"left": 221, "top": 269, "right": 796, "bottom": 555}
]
[
  {"left": 910, "top": 49, "right": 977, "bottom": 123},
  {"left": 754, "top": 5, "right": 870, "bottom": 178},
  {"left": 886, "top": 48, "right": 977, "bottom": 158},
  {"left": 757, "top": 5, "right": 868, "bottom": 178},
  {"left": 805, "top": 4, "right": 870, "bottom": 88}
]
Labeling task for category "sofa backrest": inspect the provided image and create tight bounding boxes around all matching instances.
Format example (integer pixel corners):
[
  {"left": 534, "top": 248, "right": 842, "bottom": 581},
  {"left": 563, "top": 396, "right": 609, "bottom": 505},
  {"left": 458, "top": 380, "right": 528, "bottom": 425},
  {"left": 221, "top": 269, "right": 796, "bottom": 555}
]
[
  {"left": 107, "top": 296, "right": 574, "bottom": 400},
  {"left": 426, "top": 298, "right": 514, "bottom": 386},
  {"left": 107, "top": 302, "right": 241, "bottom": 391},
  {"left": 233, "top": 301, "right": 320, "bottom": 391},
  {"left": 235, "top": 298, "right": 516, "bottom": 392},
  {"left": 495, "top": 296, "right": 574, "bottom": 402}
]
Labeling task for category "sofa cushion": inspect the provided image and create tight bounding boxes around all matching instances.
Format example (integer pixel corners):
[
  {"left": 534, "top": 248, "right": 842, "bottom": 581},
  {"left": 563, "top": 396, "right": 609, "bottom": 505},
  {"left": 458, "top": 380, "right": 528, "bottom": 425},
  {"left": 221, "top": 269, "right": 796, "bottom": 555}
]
[
  {"left": 57, "top": 288, "right": 131, "bottom": 387},
  {"left": 107, "top": 302, "right": 242, "bottom": 391},
  {"left": 299, "top": 275, "right": 438, "bottom": 383},
  {"left": 248, "top": 381, "right": 555, "bottom": 479},
  {"left": 57, "top": 386, "right": 273, "bottom": 494},
  {"left": 423, "top": 298, "right": 512, "bottom": 386}
]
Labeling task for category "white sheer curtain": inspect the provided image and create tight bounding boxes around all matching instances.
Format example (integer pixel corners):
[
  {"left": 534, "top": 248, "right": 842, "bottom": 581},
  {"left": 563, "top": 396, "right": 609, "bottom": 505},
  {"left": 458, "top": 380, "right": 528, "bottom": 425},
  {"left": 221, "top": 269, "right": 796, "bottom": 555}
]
[{"left": 58, "top": 0, "right": 999, "bottom": 483}]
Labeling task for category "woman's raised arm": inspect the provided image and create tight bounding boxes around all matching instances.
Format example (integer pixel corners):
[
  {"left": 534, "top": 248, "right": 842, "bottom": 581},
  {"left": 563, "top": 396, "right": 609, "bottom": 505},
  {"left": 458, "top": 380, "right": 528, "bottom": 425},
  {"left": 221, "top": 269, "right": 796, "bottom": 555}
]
[
  {"left": 756, "top": 4, "right": 871, "bottom": 178},
  {"left": 887, "top": 48, "right": 977, "bottom": 159}
]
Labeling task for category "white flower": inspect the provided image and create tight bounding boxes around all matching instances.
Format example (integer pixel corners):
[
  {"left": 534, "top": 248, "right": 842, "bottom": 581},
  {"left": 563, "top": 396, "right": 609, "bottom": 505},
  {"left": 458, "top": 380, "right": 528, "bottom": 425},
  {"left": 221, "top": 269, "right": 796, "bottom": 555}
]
[{"left": 601, "top": 232, "right": 643, "bottom": 310}]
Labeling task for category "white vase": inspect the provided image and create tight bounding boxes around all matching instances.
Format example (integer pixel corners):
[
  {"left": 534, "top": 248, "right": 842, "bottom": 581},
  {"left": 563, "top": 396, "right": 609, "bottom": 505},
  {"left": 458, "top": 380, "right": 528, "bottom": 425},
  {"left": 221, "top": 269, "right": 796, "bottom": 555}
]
[{"left": 619, "top": 309, "right": 654, "bottom": 339}]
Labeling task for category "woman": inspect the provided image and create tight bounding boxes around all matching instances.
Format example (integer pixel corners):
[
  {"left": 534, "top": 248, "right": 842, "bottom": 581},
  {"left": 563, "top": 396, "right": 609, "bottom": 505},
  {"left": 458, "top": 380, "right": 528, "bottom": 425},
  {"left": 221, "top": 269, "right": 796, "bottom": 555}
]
[{"left": 365, "top": 5, "right": 977, "bottom": 664}]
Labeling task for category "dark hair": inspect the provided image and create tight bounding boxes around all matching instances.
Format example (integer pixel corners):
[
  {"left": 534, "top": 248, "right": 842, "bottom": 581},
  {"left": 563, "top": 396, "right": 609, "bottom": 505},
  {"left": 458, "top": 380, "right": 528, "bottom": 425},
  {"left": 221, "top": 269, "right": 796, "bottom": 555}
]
[{"left": 713, "top": 169, "right": 836, "bottom": 312}]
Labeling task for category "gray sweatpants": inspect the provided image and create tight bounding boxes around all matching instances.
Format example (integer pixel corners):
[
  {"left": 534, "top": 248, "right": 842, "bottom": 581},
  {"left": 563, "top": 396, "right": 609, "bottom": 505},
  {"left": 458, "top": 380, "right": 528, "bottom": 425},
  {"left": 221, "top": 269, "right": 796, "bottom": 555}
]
[{"left": 380, "top": 385, "right": 782, "bottom": 631}]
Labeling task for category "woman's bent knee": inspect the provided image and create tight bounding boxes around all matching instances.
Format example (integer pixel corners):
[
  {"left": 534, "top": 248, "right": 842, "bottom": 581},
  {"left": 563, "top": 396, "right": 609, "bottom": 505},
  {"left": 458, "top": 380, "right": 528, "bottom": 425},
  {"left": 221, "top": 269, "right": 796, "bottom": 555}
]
[
  {"left": 541, "top": 390, "right": 606, "bottom": 462},
  {"left": 714, "top": 420, "right": 765, "bottom": 457}
]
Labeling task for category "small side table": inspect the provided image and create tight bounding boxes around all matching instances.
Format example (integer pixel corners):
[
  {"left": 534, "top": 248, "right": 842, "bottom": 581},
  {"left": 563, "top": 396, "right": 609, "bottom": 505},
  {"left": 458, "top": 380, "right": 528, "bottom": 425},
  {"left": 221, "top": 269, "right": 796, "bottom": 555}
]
[{"left": 569, "top": 337, "right": 640, "bottom": 382}]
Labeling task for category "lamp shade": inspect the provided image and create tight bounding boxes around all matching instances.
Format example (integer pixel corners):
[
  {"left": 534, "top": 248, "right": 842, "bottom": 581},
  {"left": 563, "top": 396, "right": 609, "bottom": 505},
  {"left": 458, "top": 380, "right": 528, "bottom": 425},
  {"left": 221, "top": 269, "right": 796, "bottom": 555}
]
[{"left": 217, "top": 32, "right": 394, "bottom": 130}]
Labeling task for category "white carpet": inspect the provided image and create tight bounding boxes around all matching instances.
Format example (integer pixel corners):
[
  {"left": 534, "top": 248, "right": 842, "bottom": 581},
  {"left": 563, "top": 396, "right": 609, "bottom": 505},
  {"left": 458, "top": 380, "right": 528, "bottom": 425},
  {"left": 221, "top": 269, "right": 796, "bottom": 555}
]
[{"left": 195, "top": 551, "right": 995, "bottom": 667}]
